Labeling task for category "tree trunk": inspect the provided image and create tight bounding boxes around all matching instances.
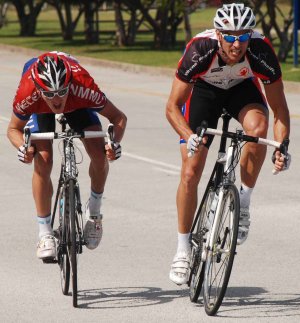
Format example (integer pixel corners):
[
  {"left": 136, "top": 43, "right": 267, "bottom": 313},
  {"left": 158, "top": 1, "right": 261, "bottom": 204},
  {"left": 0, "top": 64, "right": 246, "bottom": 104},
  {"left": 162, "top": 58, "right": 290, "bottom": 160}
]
[
  {"left": 12, "top": 0, "right": 45, "bottom": 36},
  {"left": 251, "top": 0, "right": 293, "bottom": 62},
  {"left": 127, "top": 9, "right": 137, "bottom": 45},
  {"left": 0, "top": 2, "right": 8, "bottom": 28},
  {"left": 63, "top": 2, "right": 73, "bottom": 40},
  {"left": 114, "top": 0, "right": 127, "bottom": 46},
  {"left": 84, "top": 0, "right": 99, "bottom": 44},
  {"left": 183, "top": 10, "right": 192, "bottom": 43}
]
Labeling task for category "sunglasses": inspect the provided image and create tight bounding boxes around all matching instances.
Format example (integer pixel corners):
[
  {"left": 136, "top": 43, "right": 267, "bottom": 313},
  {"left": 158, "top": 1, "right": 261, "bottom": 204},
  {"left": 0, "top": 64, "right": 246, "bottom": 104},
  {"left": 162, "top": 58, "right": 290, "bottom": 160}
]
[
  {"left": 221, "top": 32, "right": 251, "bottom": 43},
  {"left": 41, "top": 86, "right": 69, "bottom": 99}
]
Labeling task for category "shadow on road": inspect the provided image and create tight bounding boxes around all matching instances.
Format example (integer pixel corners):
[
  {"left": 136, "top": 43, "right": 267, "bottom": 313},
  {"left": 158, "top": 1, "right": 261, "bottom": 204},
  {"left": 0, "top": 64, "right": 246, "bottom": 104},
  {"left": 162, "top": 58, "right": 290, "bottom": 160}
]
[
  {"left": 210, "top": 286, "right": 300, "bottom": 318},
  {"left": 77, "top": 286, "right": 189, "bottom": 309}
]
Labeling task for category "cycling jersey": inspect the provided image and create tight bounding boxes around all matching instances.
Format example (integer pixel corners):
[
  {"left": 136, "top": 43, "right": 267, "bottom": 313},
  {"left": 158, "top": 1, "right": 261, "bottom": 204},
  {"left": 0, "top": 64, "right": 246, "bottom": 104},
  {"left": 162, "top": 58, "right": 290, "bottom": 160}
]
[
  {"left": 13, "top": 52, "right": 107, "bottom": 120},
  {"left": 176, "top": 29, "right": 281, "bottom": 89}
]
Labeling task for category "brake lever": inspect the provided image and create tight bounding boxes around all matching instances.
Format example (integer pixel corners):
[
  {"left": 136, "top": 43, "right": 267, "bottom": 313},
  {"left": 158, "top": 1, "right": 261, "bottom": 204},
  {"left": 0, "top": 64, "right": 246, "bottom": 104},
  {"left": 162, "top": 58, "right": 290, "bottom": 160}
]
[
  {"left": 24, "top": 127, "right": 31, "bottom": 151},
  {"left": 188, "top": 121, "right": 208, "bottom": 158},
  {"left": 272, "top": 138, "right": 289, "bottom": 175}
]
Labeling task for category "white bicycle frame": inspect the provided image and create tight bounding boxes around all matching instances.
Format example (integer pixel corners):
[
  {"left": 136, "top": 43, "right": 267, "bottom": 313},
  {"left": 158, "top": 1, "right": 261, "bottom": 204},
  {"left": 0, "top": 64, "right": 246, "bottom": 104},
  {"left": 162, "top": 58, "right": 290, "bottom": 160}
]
[{"left": 200, "top": 128, "right": 281, "bottom": 262}]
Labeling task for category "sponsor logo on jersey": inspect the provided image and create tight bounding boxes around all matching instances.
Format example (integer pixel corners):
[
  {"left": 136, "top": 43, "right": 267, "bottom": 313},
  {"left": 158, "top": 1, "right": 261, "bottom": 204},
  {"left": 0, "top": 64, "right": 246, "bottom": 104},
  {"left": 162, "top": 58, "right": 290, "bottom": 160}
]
[
  {"left": 15, "top": 91, "right": 41, "bottom": 113},
  {"left": 247, "top": 48, "right": 276, "bottom": 75},
  {"left": 70, "top": 84, "right": 105, "bottom": 105},
  {"left": 185, "top": 49, "right": 215, "bottom": 76},
  {"left": 239, "top": 67, "right": 249, "bottom": 76},
  {"left": 71, "top": 65, "right": 82, "bottom": 73},
  {"left": 211, "top": 67, "right": 223, "bottom": 73}
]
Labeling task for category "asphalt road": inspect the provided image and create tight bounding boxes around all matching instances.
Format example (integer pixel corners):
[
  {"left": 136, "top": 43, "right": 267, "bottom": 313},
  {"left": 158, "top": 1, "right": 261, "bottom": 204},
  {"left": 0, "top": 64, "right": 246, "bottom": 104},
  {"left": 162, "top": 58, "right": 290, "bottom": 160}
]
[{"left": 1, "top": 46, "right": 300, "bottom": 323}]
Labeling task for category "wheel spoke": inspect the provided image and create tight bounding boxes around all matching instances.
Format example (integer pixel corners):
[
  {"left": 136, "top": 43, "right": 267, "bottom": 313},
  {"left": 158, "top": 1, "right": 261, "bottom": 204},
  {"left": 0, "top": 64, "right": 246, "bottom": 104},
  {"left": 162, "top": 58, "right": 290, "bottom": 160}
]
[{"left": 203, "top": 185, "right": 239, "bottom": 315}]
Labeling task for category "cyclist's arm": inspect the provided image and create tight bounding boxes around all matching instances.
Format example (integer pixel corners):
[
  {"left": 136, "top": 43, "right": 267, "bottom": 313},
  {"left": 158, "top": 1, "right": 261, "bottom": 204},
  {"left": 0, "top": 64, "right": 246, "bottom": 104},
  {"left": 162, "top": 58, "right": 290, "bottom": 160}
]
[
  {"left": 166, "top": 77, "right": 194, "bottom": 141},
  {"left": 263, "top": 79, "right": 290, "bottom": 142},
  {"left": 264, "top": 79, "right": 290, "bottom": 171},
  {"left": 7, "top": 113, "right": 27, "bottom": 149},
  {"left": 7, "top": 113, "right": 36, "bottom": 164},
  {"left": 99, "top": 99, "right": 127, "bottom": 143}
]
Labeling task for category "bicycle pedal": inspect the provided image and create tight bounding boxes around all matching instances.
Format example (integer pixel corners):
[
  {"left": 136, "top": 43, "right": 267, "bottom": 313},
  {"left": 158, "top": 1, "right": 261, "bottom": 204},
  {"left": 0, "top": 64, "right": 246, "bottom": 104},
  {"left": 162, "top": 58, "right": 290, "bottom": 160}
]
[{"left": 42, "top": 258, "right": 58, "bottom": 264}]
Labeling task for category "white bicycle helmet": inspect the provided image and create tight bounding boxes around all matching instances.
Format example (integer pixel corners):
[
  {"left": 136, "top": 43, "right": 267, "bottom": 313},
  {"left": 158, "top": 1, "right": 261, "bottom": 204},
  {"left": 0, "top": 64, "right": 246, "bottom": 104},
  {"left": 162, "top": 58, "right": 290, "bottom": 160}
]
[{"left": 214, "top": 3, "right": 256, "bottom": 31}]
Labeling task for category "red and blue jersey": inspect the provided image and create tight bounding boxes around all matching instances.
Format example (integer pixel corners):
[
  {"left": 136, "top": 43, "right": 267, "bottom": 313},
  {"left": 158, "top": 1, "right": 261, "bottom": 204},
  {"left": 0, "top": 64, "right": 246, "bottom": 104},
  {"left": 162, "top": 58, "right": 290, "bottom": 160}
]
[{"left": 13, "top": 52, "right": 107, "bottom": 120}]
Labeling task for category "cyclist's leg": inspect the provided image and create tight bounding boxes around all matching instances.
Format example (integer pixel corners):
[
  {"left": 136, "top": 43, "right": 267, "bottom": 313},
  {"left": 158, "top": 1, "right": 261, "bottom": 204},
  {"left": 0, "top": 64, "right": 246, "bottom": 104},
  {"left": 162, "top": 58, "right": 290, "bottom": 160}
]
[
  {"left": 227, "top": 79, "right": 269, "bottom": 244},
  {"left": 28, "top": 113, "right": 56, "bottom": 259},
  {"left": 170, "top": 82, "right": 222, "bottom": 285},
  {"left": 65, "top": 109, "right": 106, "bottom": 250}
]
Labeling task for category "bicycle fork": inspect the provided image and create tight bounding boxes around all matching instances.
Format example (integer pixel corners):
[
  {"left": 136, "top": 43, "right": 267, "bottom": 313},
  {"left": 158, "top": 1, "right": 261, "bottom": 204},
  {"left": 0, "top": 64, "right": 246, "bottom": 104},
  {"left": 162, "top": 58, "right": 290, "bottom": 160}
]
[{"left": 201, "top": 188, "right": 228, "bottom": 263}]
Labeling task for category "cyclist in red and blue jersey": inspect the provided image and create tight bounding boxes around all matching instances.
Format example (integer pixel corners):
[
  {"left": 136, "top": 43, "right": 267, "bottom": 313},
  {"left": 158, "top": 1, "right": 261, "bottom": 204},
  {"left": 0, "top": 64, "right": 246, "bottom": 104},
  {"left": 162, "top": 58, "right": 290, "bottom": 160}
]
[
  {"left": 166, "top": 3, "right": 290, "bottom": 285},
  {"left": 7, "top": 51, "right": 127, "bottom": 260}
]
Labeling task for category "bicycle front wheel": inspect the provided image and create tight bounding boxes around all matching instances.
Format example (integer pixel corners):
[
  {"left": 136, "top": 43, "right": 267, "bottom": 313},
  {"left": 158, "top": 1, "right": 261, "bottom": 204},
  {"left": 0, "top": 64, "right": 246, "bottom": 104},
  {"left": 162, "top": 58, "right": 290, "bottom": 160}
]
[
  {"left": 66, "top": 179, "right": 78, "bottom": 308},
  {"left": 189, "top": 187, "right": 214, "bottom": 302},
  {"left": 59, "top": 187, "right": 70, "bottom": 295},
  {"left": 203, "top": 184, "right": 239, "bottom": 316}
]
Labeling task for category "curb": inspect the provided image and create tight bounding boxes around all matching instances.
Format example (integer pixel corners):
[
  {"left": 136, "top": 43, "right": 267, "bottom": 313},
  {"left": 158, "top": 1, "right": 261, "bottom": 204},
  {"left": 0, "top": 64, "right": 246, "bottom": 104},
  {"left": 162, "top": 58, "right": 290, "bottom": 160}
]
[
  {"left": 1, "top": 43, "right": 299, "bottom": 93},
  {"left": 0, "top": 43, "right": 175, "bottom": 78}
]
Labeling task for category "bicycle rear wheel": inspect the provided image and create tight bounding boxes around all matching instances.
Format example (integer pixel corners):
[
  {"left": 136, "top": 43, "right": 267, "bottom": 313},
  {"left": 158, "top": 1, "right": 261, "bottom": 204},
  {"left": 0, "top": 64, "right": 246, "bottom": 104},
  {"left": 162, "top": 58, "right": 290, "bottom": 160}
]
[
  {"left": 203, "top": 184, "right": 239, "bottom": 316},
  {"left": 189, "top": 187, "right": 214, "bottom": 302}
]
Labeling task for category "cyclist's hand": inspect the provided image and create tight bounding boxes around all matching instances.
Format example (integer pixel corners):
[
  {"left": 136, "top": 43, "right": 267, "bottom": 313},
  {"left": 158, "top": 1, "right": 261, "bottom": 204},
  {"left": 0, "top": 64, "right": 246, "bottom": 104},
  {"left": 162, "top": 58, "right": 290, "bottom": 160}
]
[
  {"left": 187, "top": 134, "right": 200, "bottom": 156},
  {"left": 18, "top": 144, "right": 35, "bottom": 164},
  {"left": 272, "top": 150, "right": 291, "bottom": 172},
  {"left": 105, "top": 142, "right": 121, "bottom": 161}
]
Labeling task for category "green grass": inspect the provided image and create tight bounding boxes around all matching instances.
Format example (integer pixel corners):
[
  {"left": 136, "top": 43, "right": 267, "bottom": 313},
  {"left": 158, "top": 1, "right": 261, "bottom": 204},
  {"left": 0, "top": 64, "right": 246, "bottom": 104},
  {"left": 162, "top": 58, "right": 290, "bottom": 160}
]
[{"left": 1, "top": 6, "right": 299, "bottom": 81}]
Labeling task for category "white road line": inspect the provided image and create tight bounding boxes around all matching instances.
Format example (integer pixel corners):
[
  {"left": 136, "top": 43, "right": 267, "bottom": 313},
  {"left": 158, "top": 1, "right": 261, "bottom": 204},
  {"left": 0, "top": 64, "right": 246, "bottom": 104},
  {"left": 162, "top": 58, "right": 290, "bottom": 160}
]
[
  {"left": 123, "top": 152, "right": 180, "bottom": 171},
  {"left": 153, "top": 167, "right": 180, "bottom": 175},
  {"left": 0, "top": 116, "right": 10, "bottom": 122},
  {"left": 75, "top": 142, "right": 180, "bottom": 173}
]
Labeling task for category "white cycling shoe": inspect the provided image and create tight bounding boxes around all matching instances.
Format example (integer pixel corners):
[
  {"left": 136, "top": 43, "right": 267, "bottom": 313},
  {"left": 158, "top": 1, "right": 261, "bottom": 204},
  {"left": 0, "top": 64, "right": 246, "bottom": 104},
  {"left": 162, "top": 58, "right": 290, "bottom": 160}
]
[
  {"left": 37, "top": 235, "right": 57, "bottom": 259},
  {"left": 169, "top": 251, "right": 191, "bottom": 285},
  {"left": 83, "top": 201, "right": 103, "bottom": 250},
  {"left": 237, "top": 207, "right": 251, "bottom": 245}
]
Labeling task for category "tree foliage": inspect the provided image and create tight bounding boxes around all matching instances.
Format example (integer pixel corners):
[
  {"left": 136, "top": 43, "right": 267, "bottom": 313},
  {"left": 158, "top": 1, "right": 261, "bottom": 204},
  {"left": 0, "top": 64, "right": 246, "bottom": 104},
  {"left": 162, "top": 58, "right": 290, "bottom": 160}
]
[{"left": 3, "top": 0, "right": 295, "bottom": 61}]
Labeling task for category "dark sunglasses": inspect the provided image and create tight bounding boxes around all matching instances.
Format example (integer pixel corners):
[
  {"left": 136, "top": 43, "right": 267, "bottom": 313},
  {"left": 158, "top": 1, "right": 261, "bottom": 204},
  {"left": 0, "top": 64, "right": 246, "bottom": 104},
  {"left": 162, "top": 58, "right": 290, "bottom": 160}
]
[
  {"left": 221, "top": 32, "right": 251, "bottom": 43},
  {"left": 41, "top": 86, "right": 69, "bottom": 99}
]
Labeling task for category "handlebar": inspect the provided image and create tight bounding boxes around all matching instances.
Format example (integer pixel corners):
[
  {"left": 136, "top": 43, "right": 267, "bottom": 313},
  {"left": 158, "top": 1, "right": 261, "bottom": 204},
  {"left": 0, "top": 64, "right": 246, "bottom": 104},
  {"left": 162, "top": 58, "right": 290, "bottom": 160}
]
[
  {"left": 191, "top": 122, "right": 289, "bottom": 175},
  {"left": 24, "top": 124, "right": 114, "bottom": 147}
]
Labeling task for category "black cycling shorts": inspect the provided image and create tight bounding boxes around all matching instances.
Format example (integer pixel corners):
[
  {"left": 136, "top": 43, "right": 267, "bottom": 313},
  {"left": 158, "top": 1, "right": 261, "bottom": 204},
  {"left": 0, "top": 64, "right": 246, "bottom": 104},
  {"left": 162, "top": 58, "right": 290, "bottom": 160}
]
[
  {"left": 26, "top": 109, "right": 101, "bottom": 133},
  {"left": 181, "top": 78, "right": 268, "bottom": 148}
]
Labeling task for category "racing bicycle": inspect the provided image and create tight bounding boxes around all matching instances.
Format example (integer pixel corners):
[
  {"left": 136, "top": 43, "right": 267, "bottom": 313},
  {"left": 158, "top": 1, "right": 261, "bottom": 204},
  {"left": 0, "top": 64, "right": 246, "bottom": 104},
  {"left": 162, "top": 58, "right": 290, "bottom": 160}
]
[
  {"left": 188, "top": 111, "right": 289, "bottom": 316},
  {"left": 24, "top": 115, "right": 114, "bottom": 308}
]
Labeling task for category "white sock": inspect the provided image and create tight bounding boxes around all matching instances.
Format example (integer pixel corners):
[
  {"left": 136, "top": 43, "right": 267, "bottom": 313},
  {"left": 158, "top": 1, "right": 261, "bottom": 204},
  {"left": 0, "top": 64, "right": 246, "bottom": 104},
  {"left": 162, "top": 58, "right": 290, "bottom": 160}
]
[
  {"left": 177, "top": 232, "right": 191, "bottom": 254},
  {"left": 239, "top": 183, "right": 254, "bottom": 209},
  {"left": 37, "top": 214, "right": 53, "bottom": 238},
  {"left": 89, "top": 190, "right": 103, "bottom": 216}
]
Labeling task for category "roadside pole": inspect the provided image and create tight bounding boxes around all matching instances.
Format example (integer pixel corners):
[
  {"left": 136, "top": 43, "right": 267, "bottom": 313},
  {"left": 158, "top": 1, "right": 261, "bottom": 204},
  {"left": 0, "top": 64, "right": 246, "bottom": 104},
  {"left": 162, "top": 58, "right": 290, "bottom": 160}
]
[{"left": 294, "top": 0, "right": 299, "bottom": 67}]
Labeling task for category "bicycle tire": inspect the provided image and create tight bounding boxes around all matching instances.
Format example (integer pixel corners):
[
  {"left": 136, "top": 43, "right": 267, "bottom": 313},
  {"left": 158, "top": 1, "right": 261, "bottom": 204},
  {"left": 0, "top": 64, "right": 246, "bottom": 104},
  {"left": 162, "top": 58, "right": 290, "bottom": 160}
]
[
  {"left": 59, "top": 187, "right": 70, "bottom": 295},
  {"left": 67, "top": 179, "right": 78, "bottom": 308},
  {"left": 189, "top": 186, "right": 214, "bottom": 302},
  {"left": 203, "top": 184, "right": 239, "bottom": 316}
]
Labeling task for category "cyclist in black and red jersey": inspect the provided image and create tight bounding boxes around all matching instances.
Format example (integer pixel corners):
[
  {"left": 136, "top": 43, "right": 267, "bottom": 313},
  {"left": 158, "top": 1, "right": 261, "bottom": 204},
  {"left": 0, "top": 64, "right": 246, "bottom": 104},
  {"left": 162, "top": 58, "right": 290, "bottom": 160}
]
[
  {"left": 166, "top": 3, "right": 290, "bottom": 285},
  {"left": 7, "top": 51, "right": 127, "bottom": 260}
]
